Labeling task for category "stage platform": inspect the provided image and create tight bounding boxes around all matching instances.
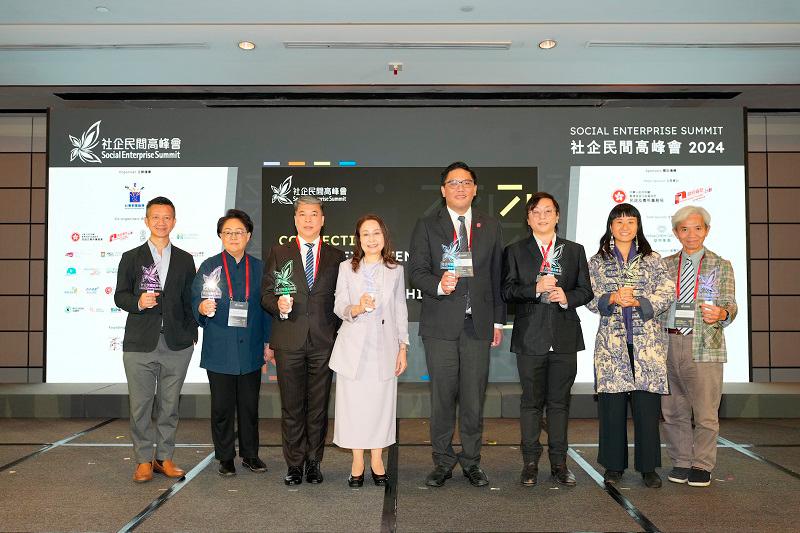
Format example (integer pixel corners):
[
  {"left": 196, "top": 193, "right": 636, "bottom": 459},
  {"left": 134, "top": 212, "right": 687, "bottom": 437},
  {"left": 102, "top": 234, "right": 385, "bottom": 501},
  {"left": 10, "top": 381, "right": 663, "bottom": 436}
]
[
  {"left": 1, "top": 417, "right": 799, "bottom": 532},
  {"left": 1, "top": 382, "right": 799, "bottom": 419}
]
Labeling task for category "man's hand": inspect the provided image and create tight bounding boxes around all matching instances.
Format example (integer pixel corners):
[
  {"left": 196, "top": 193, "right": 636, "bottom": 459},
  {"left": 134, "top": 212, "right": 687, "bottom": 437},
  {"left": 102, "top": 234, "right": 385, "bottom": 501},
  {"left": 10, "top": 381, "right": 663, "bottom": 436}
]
[
  {"left": 440, "top": 271, "right": 459, "bottom": 295},
  {"left": 701, "top": 303, "right": 727, "bottom": 324},
  {"left": 138, "top": 292, "right": 159, "bottom": 309},
  {"left": 535, "top": 274, "right": 557, "bottom": 294},
  {"left": 277, "top": 294, "right": 293, "bottom": 315},
  {"left": 263, "top": 343, "right": 275, "bottom": 365},
  {"left": 547, "top": 287, "right": 567, "bottom": 305},
  {"left": 491, "top": 327, "right": 503, "bottom": 347},
  {"left": 198, "top": 299, "right": 216, "bottom": 316}
]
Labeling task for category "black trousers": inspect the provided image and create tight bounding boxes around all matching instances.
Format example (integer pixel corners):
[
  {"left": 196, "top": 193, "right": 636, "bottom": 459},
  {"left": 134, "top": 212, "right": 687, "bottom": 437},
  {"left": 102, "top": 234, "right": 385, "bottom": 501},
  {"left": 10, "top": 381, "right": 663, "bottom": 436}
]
[
  {"left": 422, "top": 316, "right": 490, "bottom": 470},
  {"left": 207, "top": 369, "right": 261, "bottom": 461},
  {"left": 516, "top": 351, "right": 577, "bottom": 466},
  {"left": 274, "top": 339, "right": 333, "bottom": 467},
  {"left": 597, "top": 344, "right": 662, "bottom": 473}
]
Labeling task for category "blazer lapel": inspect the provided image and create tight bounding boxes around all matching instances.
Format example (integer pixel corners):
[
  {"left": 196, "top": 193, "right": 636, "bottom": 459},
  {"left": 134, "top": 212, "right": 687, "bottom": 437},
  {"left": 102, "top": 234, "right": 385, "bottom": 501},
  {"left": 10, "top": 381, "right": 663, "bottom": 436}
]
[
  {"left": 526, "top": 236, "right": 543, "bottom": 273},
  {"left": 438, "top": 208, "right": 456, "bottom": 246}
]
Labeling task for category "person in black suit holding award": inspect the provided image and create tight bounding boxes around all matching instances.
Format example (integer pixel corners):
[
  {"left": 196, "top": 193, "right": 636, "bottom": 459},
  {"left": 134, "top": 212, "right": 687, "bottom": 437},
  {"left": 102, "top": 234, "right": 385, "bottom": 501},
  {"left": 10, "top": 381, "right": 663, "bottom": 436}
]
[
  {"left": 502, "top": 192, "right": 593, "bottom": 487},
  {"left": 409, "top": 162, "right": 506, "bottom": 488},
  {"left": 114, "top": 196, "right": 198, "bottom": 483},
  {"left": 261, "top": 195, "right": 346, "bottom": 485}
]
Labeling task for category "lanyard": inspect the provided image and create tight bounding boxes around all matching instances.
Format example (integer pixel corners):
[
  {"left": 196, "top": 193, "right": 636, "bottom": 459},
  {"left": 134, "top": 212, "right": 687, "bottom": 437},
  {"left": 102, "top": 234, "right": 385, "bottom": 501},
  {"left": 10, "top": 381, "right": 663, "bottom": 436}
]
[
  {"left": 221, "top": 253, "right": 249, "bottom": 301},
  {"left": 452, "top": 224, "right": 473, "bottom": 251},
  {"left": 538, "top": 239, "right": 554, "bottom": 272},
  {"left": 676, "top": 252, "right": 705, "bottom": 300},
  {"left": 296, "top": 238, "right": 322, "bottom": 279}
]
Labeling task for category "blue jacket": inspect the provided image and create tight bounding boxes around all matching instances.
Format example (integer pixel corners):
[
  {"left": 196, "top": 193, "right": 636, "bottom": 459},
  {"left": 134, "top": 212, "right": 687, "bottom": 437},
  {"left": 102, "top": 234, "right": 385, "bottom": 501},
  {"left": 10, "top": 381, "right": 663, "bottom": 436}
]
[{"left": 192, "top": 251, "right": 271, "bottom": 375}]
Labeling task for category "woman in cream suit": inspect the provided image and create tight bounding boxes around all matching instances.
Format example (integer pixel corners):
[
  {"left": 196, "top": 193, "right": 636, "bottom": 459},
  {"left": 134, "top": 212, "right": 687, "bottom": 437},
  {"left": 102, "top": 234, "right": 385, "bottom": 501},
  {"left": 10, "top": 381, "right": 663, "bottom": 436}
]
[{"left": 330, "top": 214, "right": 409, "bottom": 487}]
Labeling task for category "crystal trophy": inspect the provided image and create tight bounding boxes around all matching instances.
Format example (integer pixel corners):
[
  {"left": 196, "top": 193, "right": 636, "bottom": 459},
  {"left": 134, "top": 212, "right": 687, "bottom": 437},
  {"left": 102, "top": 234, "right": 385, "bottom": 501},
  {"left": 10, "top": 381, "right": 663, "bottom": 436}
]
[
  {"left": 440, "top": 240, "right": 460, "bottom": 272},
  {"left": 620, "top": 254, "right": 643, "bottom": 288},
  {"left": 139, "top": 263, "right": 161, "bottom": 293},
  {"left": 201, "top": 266, "right": 223, "bottom": 317},
  {"left": 698, "top": 267, "right": 720, "bottom": 306},
  {"left": 537, "top": 244, "right": 564, "bottom": 303},
  {"left": 274, "top": 260, "right": 298, "bottom": 314}
]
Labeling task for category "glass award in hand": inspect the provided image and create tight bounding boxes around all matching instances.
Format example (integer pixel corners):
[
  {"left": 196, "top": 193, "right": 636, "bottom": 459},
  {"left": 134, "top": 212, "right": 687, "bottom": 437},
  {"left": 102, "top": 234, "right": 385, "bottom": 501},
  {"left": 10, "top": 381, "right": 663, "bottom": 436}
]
[
  {"left": 201, "top": 266, "right": 223, "bottom": 317},
  {"left": 274, "top": 260, "right": 298, "bottom": 314},
  {"left": 537, "top": 244, "right": 564, "bottom": 304},
  {"left": 139, "top": 262, "right": 161, "bottom": 293},
  {"left": 620, "top": 254, "right": 642, "bottom": 288},
  {"left": 698, "top": 267, "right": 720, "bottom": 306}
]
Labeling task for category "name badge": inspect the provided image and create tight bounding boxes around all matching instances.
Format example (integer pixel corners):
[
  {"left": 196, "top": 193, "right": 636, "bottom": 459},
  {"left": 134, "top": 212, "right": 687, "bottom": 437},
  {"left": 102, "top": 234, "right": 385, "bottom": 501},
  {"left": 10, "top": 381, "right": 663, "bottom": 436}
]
[
  {"left": 228, "top": 300, "right": 248, "bottom": 328},
  {"left": 454, "top": 251, "right": 474, "bottom": 277},
  {"left": 674, "top": 302, "right": 695, "bottom": 329}
]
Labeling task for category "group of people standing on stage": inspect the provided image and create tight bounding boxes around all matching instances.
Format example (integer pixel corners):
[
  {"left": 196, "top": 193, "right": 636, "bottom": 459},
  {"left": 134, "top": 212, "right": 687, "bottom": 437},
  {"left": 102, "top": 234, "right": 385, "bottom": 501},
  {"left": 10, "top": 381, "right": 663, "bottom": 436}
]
[{"left": 114, "top": 160, "right": 736, "bottom": 492}]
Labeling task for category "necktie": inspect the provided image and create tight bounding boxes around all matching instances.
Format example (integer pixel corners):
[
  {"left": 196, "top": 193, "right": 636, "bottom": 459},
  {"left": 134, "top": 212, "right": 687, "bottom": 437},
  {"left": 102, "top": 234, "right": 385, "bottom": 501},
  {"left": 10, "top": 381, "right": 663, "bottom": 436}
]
[
  {"left": 305, "top": 243, "right": 315, "bottom": 289},
  {"left": 458, "top": 216, "right": 471, "bottom": 311},
  {"left": 678, "top": 255, "right": 694, "bottom": 335}
]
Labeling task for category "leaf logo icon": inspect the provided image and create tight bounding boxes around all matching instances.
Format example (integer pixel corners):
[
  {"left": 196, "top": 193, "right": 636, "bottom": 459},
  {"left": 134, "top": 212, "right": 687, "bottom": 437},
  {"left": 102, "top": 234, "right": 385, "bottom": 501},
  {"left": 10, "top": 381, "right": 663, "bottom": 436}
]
[
  {"left": 271, "top": 175, "right": 293, "bottom": 204},
  {"left": 69, "top": 120, "right": 102, "bottom": 164}
]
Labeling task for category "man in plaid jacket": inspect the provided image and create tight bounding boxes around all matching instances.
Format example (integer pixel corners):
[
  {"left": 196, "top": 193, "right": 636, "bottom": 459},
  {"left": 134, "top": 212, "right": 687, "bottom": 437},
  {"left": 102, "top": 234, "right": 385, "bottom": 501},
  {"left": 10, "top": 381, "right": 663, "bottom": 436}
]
[{"left": 660, "top": 205, "right": 737, "bottom": 487}]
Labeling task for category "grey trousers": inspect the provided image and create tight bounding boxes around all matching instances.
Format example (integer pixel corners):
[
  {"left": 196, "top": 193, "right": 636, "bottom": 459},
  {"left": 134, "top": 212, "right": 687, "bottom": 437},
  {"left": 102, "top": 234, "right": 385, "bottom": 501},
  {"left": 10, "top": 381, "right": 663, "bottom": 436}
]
[
  {"left": 123, "top": 335, "right": 193, "bottom": 464},
  {"left": 422, "top": 317, "right": 490, "bottom": 470},
  {"left": 661, "top": 332, "right": 724, "bottom": 471}
]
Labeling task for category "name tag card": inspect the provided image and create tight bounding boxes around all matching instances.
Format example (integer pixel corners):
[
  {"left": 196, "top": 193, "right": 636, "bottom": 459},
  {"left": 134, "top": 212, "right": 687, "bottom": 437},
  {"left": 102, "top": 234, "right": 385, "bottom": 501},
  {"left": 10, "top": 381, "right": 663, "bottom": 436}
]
[
  {"left": 228, "top": 300, "right": 249, "bottom": 328},
  {"left": 674, "top": 302, "right": 695, "bottom": 329},
  {"left": 454, "top": 252, "right": 474, "bottom": 277}
]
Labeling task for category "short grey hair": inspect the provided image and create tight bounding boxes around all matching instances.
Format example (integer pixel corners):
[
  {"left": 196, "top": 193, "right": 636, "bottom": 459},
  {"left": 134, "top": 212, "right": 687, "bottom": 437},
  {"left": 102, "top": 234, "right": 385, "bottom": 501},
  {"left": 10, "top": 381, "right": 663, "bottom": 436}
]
[
  {"left": 671, "top": 205, "right": 710, "bottom": 230},
  {"left": 293, "top": 195, "right": 324, "bottom": 214}
]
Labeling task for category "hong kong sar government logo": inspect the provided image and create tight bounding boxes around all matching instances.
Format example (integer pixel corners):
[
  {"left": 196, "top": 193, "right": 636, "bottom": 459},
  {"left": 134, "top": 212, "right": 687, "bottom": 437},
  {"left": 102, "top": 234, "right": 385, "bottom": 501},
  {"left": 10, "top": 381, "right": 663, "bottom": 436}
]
[{"left": 69, "top": 120, "right": 102, "bottom": 164}]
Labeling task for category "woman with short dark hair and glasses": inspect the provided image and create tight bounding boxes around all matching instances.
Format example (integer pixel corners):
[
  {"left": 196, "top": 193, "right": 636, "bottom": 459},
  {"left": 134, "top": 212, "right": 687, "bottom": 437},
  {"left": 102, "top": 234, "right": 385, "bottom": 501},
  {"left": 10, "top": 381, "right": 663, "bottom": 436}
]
[
  {"left": 586, "top": 203, "right": 674, "bottom": 489},
  {"left": 192, "top": 208, "right": 272, "bottom": 476}
]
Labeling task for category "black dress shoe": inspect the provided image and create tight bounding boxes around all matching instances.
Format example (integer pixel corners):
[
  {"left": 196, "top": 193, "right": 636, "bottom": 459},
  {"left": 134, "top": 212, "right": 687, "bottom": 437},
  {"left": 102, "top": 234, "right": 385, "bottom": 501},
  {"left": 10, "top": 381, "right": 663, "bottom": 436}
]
[
  {"left": 642, "top": 471, "right": 662, "bottom": 488},
  {"left": 520, "top": 462, "right": 539, "bottom": 486},
  {"left": 425, "top": 465, "right": 453, "bottom": 487},
  {"left": 603, "top": 469, "right": 623, "bottom": 484},
  {"left": 348, "top": 471, "right": 365, "bottom": 488},
  {"left": 551, "top": 464, "right": 576, "bottom": 486},
  {"left": 305, "top": 460, "right": 323, "bottom": 484},
  {"left": 218, "top": 459, "right": 236, "bottom": 476},
  {"left": 463, "top": 465, "right": 489, "bottom": 487},
  {"left": 284, "top": 465, "right": 303, "bottom": 485},
  {"left": 241, "top": 457, "right": 267, "bottom": 473},
  {"left": 371, "top": 468, "right": 388, "bottom": 486}
]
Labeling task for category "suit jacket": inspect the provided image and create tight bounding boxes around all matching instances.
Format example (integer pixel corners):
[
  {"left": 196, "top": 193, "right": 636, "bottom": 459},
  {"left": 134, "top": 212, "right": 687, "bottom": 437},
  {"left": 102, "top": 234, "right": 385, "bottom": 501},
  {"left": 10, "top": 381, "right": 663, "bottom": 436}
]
[
  {"left": 261, "top": 239, "right": 346, "bottom": 352},
  {"left": 114, "top": 242, "right": 198, "bottom": 352},
  {"left": 502, "top": 236, "right": 593, "bottom": 355},
  {"left": 409, "top": 207, "right": 506, "bottom": 341},
  {"left": 329, "top": 260, "right": 409, "bottom": 381},
  {"left": 661, "top": 248, "right": 737, "bottom": 363}
]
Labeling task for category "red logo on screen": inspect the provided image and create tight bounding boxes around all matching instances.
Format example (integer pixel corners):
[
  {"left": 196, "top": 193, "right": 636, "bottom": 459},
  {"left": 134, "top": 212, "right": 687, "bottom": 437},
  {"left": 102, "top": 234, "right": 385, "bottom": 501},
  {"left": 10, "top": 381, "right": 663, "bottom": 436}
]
[
  {"left": 65, "top": 252, "right": 74, "bottom": 257},
  {"left": 105, "top": 287, "right": 113, "bottom": 294},
  {"left": 71, "top": 233, "right": 80, "bottom": 241},
  {"left": 612, "top": 190, "right": 626, "bottom": 203}
]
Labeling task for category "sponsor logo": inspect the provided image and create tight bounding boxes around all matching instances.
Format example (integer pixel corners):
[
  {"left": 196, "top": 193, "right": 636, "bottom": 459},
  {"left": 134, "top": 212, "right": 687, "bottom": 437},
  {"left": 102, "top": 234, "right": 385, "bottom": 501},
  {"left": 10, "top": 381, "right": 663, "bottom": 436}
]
[
  {"left": 64, "top": 306, "right": 85, "bottom": 313},
  {"left": 69, "top": 121, "right": 102, "bottom": 164},
  {"left": 82, "top": 267, "right": 101, "bottom": 276},
  {"left": 674, "top": 187, "right": 712, "bottom": 205},
  {"left": 66, "top": 267, "right": 77, "bottom": 275},
  {"left": 612, "top": 190, "right": 627, "bottom": 203},
  {"left": 64, "top": 287, "right": 79, "bottom": 294},
  {"left": 109, "top": 337, "right": 123, "bottom": 351},
  {"left": 100, "top": 251, "right": 122, "bottom": 258},
  {"left": 110, "top": 307, "right": 122, "bottom": 313},
  {"left": 124, "top": 183, "right": 146, "bottom": 209},
  {"left": 84, "top": 287, "right": 99, "bottom": 295},
  {"left": 106, "top": 267, "right": 118, "bottom": 274},
  {"left": 109, "top": 231, "right": 132, "bottom": 242},
  {"left": 271, "top": 175, "right": 293, "bottom": 204},
  {"left": 175, "top": 232, "right": 200, "bottom": 240},
  {"left": 74, "top": 232, "right": 103, "bottom": 242},
  {"left": 105, "top": 287, "right": 113, "bottom": 295},
  {"left": 65, "top": 251, "right": 75, "bottom": 257},
  {"left": 71, "top": 233, "right": 80, "bottom": 242}
]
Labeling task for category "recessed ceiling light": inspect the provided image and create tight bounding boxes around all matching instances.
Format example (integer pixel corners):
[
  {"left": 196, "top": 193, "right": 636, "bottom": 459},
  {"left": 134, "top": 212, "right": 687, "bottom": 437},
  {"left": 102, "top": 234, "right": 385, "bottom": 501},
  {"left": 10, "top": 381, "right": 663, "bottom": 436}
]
[
  {"left": 95, "top": 6, "right": 109, "bottom": 13},
  {"left": 238, "top": 41, "right": 256, "bottom": 51},
  {"left": 538, "top": 39, "right": 557, "bottom": 50}
]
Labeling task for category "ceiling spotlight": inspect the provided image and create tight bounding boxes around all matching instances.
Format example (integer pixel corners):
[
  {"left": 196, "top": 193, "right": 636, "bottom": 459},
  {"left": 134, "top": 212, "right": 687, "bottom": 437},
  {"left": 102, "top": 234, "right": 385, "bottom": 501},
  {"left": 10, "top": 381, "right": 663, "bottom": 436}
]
[
  {"left": 538, "top": 39, "right": 557, "bottom": 50},
  {"left": 238, "top": 41, "right": 256, "bottom": 51}
]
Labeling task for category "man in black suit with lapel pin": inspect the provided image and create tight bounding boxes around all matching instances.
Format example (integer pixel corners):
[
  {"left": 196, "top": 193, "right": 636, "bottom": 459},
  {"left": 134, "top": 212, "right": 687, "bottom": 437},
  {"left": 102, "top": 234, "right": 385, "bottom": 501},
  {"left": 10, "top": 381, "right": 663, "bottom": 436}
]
[
  {"left": 409, "top": 162, "right": 506, "bottom": 488},
  {"left": 261, "top": 195, "right": 346, "bottom": 485},
  {"left": 114, "top": 196, "right": 198, "bottom": 484},
  {"left": 502, "top": 192, "right": 593, "bottom": 487}
]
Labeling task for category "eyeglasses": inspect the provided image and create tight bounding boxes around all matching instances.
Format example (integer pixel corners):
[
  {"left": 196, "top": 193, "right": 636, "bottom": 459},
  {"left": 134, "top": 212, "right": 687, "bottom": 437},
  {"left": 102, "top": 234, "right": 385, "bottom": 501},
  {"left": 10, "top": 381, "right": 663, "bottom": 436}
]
[
  {"left": 444, "top": 179, "right": 475, "bottom": 189},
  {"left": 221, "top": 230, "right": 247, "bottom": 239},
  {"left": 530, "top": 209, "right": 556, "bottom": 219}
]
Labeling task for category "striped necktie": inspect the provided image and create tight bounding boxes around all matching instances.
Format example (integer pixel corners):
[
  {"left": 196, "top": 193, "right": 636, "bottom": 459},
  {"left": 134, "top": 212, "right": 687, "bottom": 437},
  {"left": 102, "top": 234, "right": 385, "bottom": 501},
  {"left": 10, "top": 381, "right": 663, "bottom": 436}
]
[
  {"left": 678, "top": 255, "right": 694, "bottom": 335},
  {"left": 305, "top": 243, "right": 315, "bottom": 289}
]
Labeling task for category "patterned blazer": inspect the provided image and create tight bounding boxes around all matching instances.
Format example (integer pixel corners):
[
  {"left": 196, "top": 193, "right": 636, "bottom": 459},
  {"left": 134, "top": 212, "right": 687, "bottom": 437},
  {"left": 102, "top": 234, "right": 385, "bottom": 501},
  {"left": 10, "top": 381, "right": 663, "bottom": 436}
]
[
  {"left": 587, "top": 251, "right": 675, "bottom": 394},
  {"left": 661, "top": 248, "right": 737, "bottom": 363}
]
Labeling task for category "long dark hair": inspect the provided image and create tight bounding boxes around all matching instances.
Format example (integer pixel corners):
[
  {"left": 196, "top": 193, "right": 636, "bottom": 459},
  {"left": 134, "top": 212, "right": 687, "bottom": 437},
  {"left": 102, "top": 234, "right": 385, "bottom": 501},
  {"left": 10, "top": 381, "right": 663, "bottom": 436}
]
[
  {"left": 350, "top": 214, "right": 398, "bottom": 272},
  {"left": 597, "top": 203, "right": 653, "bottom": 259}
]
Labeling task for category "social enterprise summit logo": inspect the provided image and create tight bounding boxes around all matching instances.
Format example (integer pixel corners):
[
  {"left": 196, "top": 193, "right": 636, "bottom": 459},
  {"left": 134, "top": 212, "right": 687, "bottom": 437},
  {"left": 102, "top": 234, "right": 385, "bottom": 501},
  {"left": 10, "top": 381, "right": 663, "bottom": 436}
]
[
  {"left": 69, "top": 121, "right": 102, "bottom": 164},
  {"left": 271, "top": 175, "right": 293, "bottom": 205}
]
